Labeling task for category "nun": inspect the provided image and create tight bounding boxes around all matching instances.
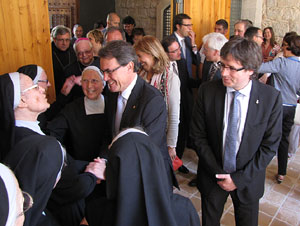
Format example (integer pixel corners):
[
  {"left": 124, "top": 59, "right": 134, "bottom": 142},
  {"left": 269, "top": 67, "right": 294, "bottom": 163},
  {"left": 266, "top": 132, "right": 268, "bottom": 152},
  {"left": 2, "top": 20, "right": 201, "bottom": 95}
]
[
  {"left": 2, "top": 72, "right": 64, "bottom": 226},
  {"left": 47, "top": 65, "right": 108, "bottom": 161},
  {"left": 17, "top": 64, "right": 70, "bottom": 127},
  {"left": 86, "top": 127, "right": 200, "bottom": 226},
  {"left": 0, "top": 163, "right": 33, "bottom": 226}
]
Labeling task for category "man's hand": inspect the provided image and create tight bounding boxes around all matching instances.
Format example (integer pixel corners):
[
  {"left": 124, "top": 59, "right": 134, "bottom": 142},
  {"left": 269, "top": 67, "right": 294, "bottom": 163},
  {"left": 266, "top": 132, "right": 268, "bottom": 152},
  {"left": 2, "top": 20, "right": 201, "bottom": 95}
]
[
  {"left": 168, "top": 146, "right": 176, "bottom": 161},
  {"left": 85, "top": 157, "right": 106, "bottom": 182},
  {"left": 188, "top": 30, "right": 196, "bottom": 45},
  {"left": 61, "top": 75, "right": 76, "bottom": 96},
  {"left": 216, "top": 174, "right": 237, "bottom": 191},
  {"left": 74, "top": 75, "right": 82, "bottom": 86}
]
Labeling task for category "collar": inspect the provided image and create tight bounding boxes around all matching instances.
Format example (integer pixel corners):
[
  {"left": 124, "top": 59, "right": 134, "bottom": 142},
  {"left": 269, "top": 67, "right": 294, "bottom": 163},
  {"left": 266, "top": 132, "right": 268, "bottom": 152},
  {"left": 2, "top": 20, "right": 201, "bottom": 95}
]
[
  {"left": 84, "top": 94, "right": 105, "bottom": 115},
  {"left": 174, "top": 32, "right": 185, "bottom": 44},
  {"left": 15, "top": 120, "right": 45, "bottom": 135},
  {"left": 226, "top": 80, "right": 252, "bottom": 97},
  {"left": 108, "top": 128, "right": 148, "bottom": 149},
  {"left": 120, "top": 74, "right": 138, "bottom": 101}
]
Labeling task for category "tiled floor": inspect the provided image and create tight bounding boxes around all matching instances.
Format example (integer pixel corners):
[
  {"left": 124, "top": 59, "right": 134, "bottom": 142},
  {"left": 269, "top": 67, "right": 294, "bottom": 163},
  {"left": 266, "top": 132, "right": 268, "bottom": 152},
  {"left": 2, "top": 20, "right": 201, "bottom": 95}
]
[{"left": 174, "top": 147, "right": 300, "bottom": 226}]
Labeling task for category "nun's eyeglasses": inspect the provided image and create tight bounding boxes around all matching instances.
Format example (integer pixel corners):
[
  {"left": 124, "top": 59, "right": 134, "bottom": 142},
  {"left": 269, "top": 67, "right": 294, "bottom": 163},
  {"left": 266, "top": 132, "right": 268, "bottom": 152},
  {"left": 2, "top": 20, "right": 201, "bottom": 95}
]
[
  {"left": 21, "top": 84, "right": 39, "bottom": 94},
  {"left": 17, "top": 191, "right": 34, "bottom": 217}
]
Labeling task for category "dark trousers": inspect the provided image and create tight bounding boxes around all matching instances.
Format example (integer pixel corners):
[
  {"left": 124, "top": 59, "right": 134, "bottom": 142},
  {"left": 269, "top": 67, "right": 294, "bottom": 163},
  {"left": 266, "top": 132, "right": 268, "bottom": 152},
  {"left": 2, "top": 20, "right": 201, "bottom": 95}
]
[
  {"left": 176, "top": 117, "right": 188, "bottom": 159},
  {"left": 201, "top": 187, "right": 259, "bottom": 226},
  {"left": 278, "top": 106, "right": 296, "bottom": 175}
]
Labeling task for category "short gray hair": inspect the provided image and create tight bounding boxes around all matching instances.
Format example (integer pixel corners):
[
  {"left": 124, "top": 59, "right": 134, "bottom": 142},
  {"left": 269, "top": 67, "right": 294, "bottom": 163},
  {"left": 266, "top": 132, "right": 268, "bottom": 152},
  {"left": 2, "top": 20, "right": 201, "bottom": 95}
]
[
  {"left": 202, "top": 32, "right": 228, "bottom": 51},
  {"left": 99, "top": 40, "right": 139, "bottom": 72},
  {"left": 51, "top": 25, "right": 71, "bottom": 39},
  {"left": 105, "top": 27, "right": 126, "bottom": 41}
]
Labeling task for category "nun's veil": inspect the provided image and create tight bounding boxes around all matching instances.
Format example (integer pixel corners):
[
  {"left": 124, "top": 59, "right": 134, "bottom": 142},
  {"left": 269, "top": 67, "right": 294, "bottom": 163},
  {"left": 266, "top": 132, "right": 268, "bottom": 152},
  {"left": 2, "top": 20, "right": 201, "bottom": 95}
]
[
  {"left": 17, "top": 64, "right": 43, "bottom": 85},
  {"left": 0, "top": 74, "right": 15, "bottom": 161},
  {"left": 0, "top": 163, "right": 19, "bottom": 226}
]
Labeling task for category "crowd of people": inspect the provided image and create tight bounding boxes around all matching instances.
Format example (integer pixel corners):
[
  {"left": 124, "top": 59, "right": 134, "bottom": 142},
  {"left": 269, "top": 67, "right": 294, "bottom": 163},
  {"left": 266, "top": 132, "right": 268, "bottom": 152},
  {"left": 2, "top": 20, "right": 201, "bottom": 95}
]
[{"left": 0, "top": 11, "right": 300, "bottom": 226}]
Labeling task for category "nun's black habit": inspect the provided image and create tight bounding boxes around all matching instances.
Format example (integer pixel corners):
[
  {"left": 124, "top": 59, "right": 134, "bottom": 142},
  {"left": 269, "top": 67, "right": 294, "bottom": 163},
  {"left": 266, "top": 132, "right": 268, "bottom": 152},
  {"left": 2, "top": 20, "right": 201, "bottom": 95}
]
[
  {"left": 0, "top": 74, "right": 15, "bottom": 161},
  {"left": 5, "top": 127, "right": 63, "bottom": 226},
  {"left": 0, "top": 72, "right": 63, "bottom": 226},
  {"left": 86, "top": 129, "right": 200, "bottom": 226}
]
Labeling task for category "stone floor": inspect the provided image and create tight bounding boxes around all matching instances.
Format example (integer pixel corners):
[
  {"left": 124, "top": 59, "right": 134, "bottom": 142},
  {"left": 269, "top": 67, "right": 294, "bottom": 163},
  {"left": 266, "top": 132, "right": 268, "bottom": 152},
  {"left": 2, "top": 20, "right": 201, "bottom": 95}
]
[{"left": 174, "top": 147, "right": 300, "bottom": 226}]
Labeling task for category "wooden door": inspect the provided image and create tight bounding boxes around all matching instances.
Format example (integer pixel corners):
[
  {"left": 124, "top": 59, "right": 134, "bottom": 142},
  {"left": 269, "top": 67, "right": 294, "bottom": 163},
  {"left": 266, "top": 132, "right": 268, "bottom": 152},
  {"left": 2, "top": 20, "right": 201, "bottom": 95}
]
[
  {"left": 183, "top": 0, "right": 231, "bottom": 46},
  {"left": 0, "top": 0, "right": 56, "bottom": 102}
]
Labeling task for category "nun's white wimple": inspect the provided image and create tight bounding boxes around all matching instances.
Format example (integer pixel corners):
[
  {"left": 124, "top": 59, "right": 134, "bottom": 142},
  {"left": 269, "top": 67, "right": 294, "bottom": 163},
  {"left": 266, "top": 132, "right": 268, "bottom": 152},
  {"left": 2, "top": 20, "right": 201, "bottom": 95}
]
[
  {"left": 82, "top": 66, "right": 106, "bottom": 87},
  {"left": 0, "top": 163, "right": 18, "bottom": 226},
  {"left": 8, "top": 72, "right": 20, "bottom": 110},
  {"left": 33, "top": 66, "right": 43, "bottom": 84}
]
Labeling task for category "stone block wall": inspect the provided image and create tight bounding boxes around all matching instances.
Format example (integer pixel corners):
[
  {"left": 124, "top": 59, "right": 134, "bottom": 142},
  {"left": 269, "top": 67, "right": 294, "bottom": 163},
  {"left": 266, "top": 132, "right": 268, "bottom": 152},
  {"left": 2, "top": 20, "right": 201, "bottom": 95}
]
[
  {"left": 115, "top": 0, "right": 160, "bottom": 36},
  {"left": 262, "top": 0, "right": 300, "bottom": 44}
]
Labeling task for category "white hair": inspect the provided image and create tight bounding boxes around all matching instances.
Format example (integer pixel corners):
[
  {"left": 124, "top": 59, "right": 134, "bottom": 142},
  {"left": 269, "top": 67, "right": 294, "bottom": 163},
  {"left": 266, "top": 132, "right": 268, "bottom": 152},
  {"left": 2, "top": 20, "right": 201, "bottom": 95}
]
[{"left": 202, "top": 32, "right": 228, "bottom": 51}]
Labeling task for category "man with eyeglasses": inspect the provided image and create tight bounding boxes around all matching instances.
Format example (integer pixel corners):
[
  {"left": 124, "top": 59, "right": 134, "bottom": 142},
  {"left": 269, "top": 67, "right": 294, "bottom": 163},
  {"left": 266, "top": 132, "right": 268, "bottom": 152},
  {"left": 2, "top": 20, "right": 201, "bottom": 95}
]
[
  {"left": 172, "top": 13, "right": 200, "bottom": 85},
  {"left": 190, "top": 37, "right": 282, "bottom": 226},
  {"left": 100, "top": 40, "right": 177, "bottom": 189},
  {"left": 161, "top": 35, "right": 194, "bottom": 174},
  {"left": 244, "top": 27, "right": 264, "bottom": 46},
  {"left": 51, "top": 25, "right": 77, "bottom": 97},
  {"left": 63, "top": 38, "right": 100, "bottom": 102}
]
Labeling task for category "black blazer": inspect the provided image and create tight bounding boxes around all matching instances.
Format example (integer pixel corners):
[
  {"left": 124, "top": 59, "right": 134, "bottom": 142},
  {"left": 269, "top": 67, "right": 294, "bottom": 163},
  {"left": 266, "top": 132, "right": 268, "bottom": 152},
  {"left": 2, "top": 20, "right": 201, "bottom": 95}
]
[
  {"left": 201, "top": 60, "right": 221, "bottom": 83},
  {"left": 190, "top": 79, "right": 282, "bottom": 203},
  {"left": 171, "top": 32, "right": 201, "bottom": 80},
  {"left": 105, "top": 76, "right": 169, "bottom": 160}
]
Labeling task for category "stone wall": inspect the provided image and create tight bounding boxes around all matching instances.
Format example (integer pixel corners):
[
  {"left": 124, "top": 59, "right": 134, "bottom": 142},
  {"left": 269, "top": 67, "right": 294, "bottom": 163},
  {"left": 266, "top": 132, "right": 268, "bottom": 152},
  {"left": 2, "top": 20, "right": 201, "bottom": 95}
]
[
  {"left": 262, "top": 0, "right": 300, "bottom": 44},
  {"left": 115, "top": 0, "right": 159, "bottom": 36}
]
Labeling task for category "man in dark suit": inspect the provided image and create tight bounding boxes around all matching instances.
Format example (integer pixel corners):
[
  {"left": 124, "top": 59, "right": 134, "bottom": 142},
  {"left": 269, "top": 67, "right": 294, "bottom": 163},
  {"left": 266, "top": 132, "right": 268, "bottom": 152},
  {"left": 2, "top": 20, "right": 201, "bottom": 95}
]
[
  {"left": 161, "top": 35, "right": 194, "bottom": 174},
  {"left": 191, "top": 37, "right": 282, "bottom": 226},
  {"left": 171, "top": 13, "right": 201, "bottom": 87},
  {"left": 201, "top": 32, "right": 228, "bottom": 83},
  {"left": 99, "top": 40, "right": 176, "bottom": 188}
]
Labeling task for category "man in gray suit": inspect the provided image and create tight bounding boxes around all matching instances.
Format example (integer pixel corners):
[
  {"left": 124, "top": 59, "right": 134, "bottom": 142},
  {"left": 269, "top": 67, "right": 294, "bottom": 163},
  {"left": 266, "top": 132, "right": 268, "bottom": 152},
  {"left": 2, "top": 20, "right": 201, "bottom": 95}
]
[{"left": 100, "top": 40, "right": 177, "bottom": 189}]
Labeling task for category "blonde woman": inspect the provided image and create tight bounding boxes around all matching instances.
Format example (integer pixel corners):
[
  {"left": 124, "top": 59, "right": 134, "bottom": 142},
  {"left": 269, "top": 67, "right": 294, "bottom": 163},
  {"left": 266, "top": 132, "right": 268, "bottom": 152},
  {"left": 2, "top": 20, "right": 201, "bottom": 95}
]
[
  {"left": 134, "top": 35, "right": 180, "bottom": 161},
  {"left": 87, "top": 29, "right": 104, "bottom": 57}
]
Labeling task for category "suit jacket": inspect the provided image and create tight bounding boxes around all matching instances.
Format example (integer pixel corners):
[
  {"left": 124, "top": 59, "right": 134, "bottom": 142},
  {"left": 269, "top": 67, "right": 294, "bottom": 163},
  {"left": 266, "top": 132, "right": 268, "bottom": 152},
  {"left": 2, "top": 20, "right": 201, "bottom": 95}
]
[
  {"left": 176, "top": 59, "right": 194, "bottom": 124},
  {"left": 201, "top": 60, "right": 221, "bottom": 83},
  {"left": 171, "top": 32, "right": 201, "bottom": 80},
  {"left": 190, "top": 79, "right": 282, "bottom": 203},
  {"left": 105, "top": 76, "right": 169, "bottom": 160}
]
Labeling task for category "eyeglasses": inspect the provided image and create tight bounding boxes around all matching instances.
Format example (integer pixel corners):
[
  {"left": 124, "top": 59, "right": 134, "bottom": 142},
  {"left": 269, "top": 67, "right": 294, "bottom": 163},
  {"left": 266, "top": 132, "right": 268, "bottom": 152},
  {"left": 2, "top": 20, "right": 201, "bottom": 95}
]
[
  {"left": 217, "top": 62, "right": 245, "bottom": 73},
  {"left": 17, "top": 191, "right": 34, "bottom": 217},
  {"left": 100, "top": 65, "right": 122, "bottom": 76},
  {"left": 255, "top": 35, "right": 264, "bottom": 40},
  {"left": 168, "top": 46, "right": 181, "bottom": 53},
  {"left": 77, "top": 49, "right": 92, "bottom": 57},
  {"left": 55, "top": 38, "right": 71, "bottom": 43},
  {"left": 181, "top": 24, "right": 193, "bottom": 27},
  {"left": 38, "top": 79, "right": 49, "bottom": 84},
  {"left": 81, "top": 79, "right": 101, "bottom": 84},
  {"left": 21, "top": 84, "right": 39, "bottom": 94}
]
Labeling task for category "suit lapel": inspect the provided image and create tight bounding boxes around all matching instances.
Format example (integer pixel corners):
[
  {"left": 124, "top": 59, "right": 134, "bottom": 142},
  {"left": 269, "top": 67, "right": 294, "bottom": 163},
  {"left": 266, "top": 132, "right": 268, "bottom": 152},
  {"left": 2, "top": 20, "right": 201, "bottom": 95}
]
[
  {"left": 214, "top": 81, "right": 226, "bottom": 148},
  {"left": 119, "top": 76, "right": 142, "bottom": 129},
  {"left": 237, "top": 80, "right": 260, "bottom": 158}
]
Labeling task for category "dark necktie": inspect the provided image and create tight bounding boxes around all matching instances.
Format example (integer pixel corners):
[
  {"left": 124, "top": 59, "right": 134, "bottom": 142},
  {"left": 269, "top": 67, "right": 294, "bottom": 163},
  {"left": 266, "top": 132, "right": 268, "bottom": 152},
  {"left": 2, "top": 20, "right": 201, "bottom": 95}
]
[
  {"left": 223, "top": 91, "right": 240, "bottom": 173},
  {"left": 208, "top": 63, "right": 218, "bottom": 81}
]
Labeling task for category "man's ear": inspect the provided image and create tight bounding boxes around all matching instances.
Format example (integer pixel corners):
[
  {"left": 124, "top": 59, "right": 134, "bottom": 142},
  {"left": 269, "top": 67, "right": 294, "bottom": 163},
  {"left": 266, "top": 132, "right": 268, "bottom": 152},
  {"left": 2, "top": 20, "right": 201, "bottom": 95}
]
[{"left": 127, "top": 61, "right": 134, "bottom": 72}]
